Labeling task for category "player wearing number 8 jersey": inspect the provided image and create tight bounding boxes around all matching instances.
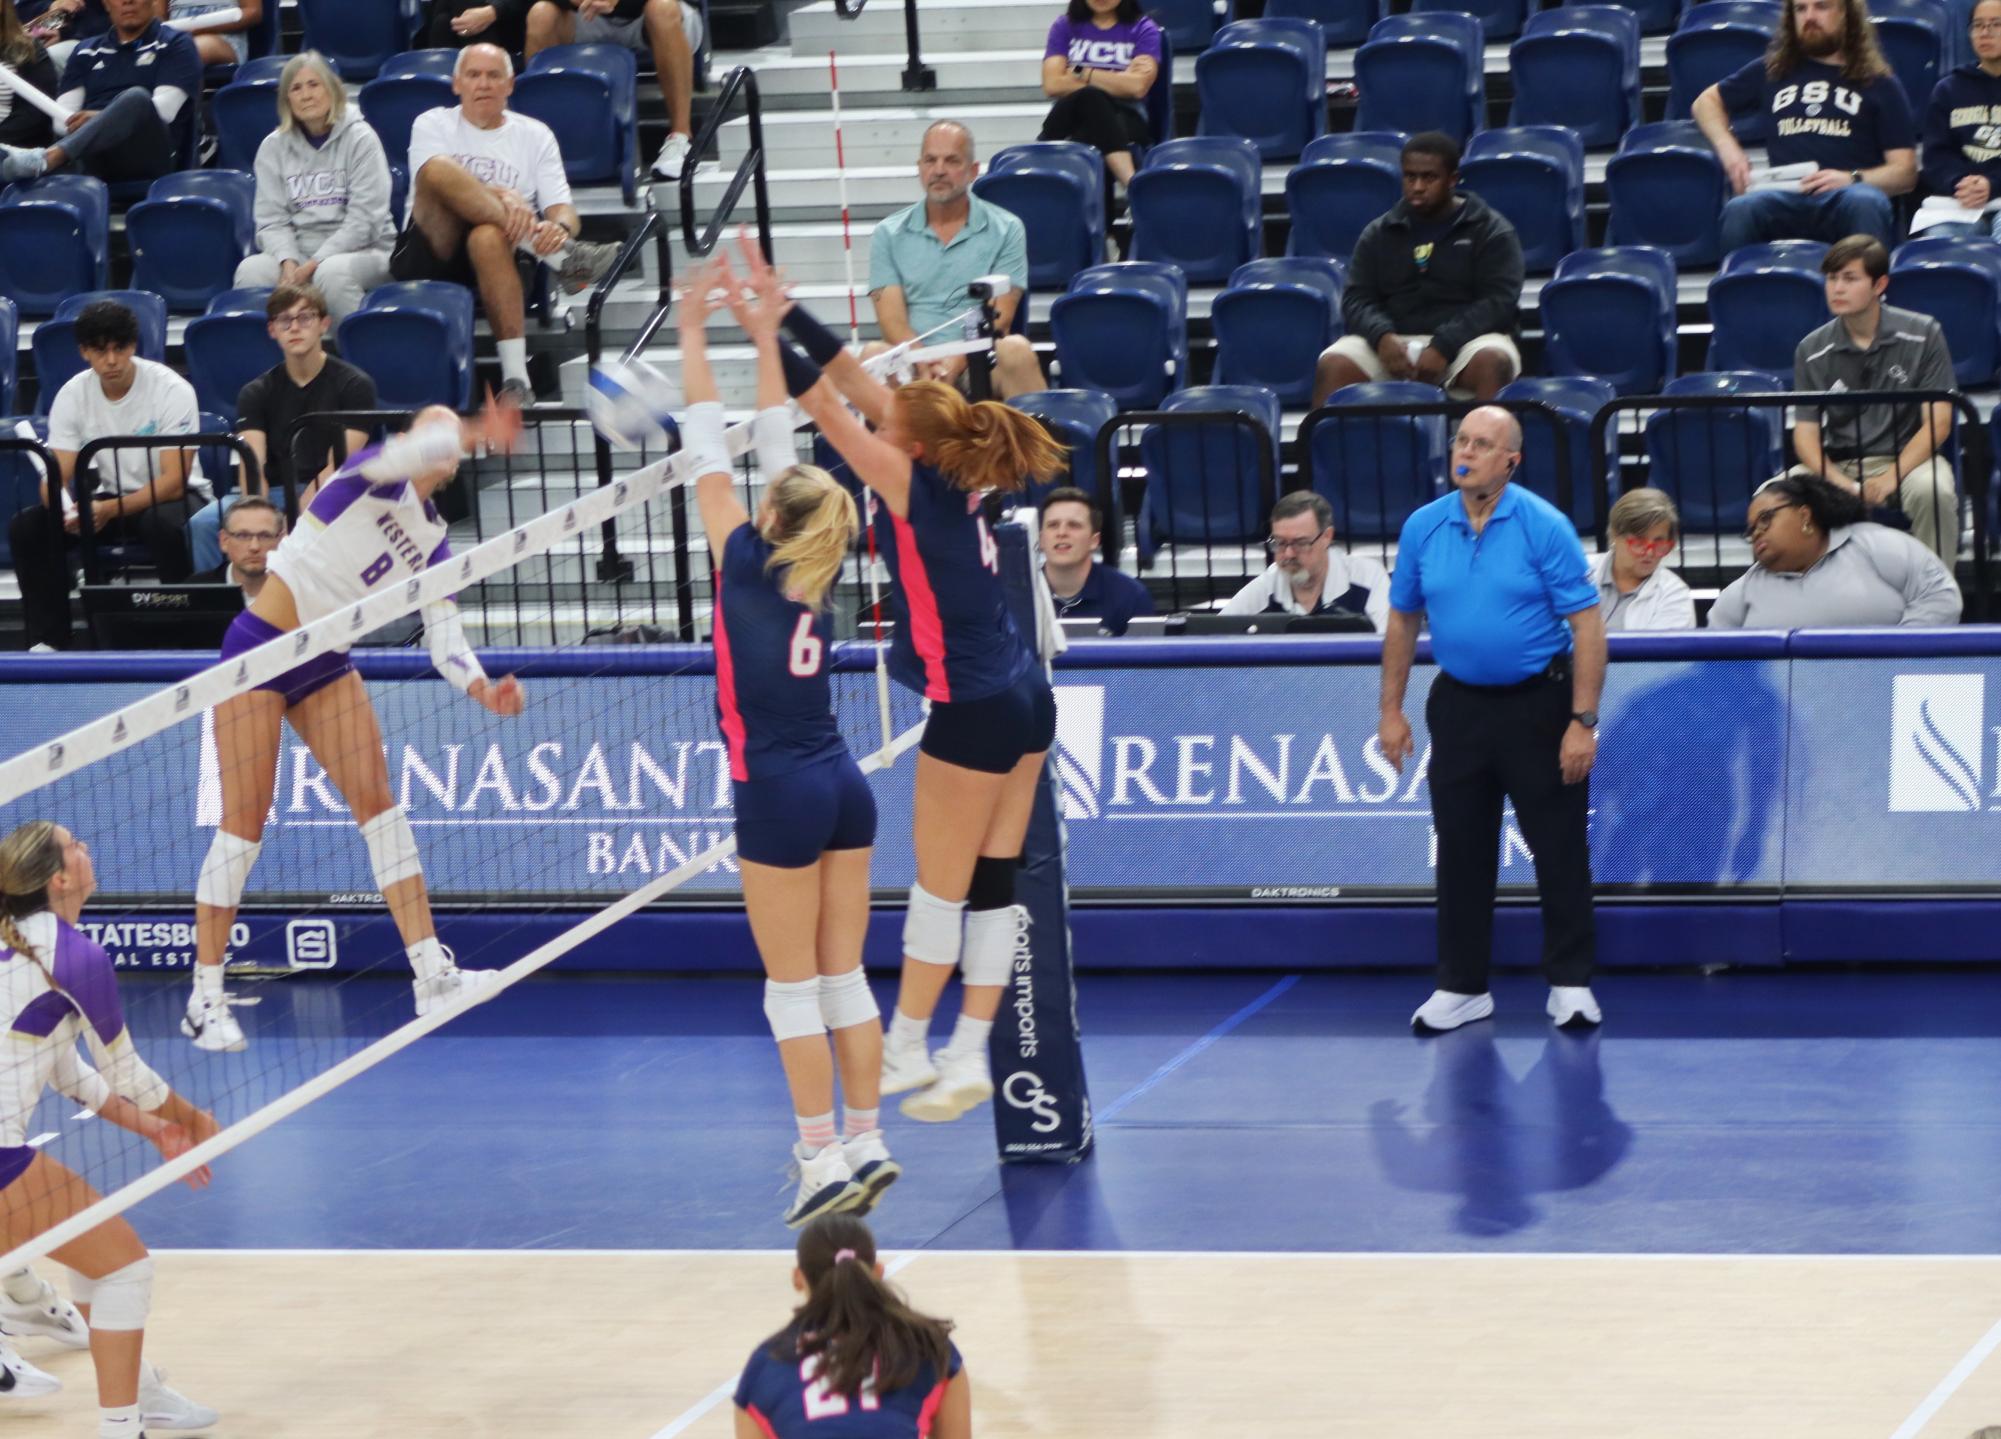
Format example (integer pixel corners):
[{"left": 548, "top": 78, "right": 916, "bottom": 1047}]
[
  {"left": 679, "top": 263, "right": 897, "bottom": 1229},
  {"left": 185, "top": 399, "right": 528, "bottom": 1053}
]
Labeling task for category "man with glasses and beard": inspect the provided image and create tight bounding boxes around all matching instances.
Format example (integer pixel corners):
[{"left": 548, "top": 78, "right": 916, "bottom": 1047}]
[
  {"left": 1220, "top": 490, "right": 1390, "bottom": 630},
  {"left": 193, "top": 494, "right": 284, "bottom": 599}
]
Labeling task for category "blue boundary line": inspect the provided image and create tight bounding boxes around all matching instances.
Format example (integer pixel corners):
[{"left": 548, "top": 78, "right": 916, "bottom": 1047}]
[{"left": 1095, "top": 974, "right": 1302, "bottom": 1125}]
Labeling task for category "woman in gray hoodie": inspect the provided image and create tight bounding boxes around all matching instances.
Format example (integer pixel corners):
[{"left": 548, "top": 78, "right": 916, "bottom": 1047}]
[{"left": 234, "top": 51, "right": 395, "bottom": 323}]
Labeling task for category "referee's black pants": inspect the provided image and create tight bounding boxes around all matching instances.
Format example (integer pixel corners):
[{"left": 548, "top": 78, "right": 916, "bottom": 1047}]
[{"left": 1424, "top": 664, "right": 1595, "bottom": 994}]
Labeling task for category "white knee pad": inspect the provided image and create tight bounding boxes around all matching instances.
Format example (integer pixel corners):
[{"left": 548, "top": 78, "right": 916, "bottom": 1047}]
[
  {"left": 764, "top": 977, "right": 826, "bottom": 1042},
  {"left": 360, "top": 807, "right": 422, "bottom": 891},
  {"left": 61, "top": 1266, "right": 92, "bottom": 1308},
  {"left": 901, "top": 884, "right": 966, "bottom": 967},
  {"left": 817, "top": 968, "right": 879, "bottom": 1030},
  {"left": 961, "top": 904, "right": 1028, "bottom": 987},
  {"left": 195, "top": 830, "right": 263, "bottom": 909},
  {"left": 86, "top": 1258, "right": 152, "bottom": 1332}
]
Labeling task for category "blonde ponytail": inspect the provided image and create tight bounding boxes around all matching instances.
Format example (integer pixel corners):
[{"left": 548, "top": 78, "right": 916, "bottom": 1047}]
[
  {"left": 763, "top": 466, "right": 859, "bottom": 612},
  {"left": 0, "top": 821, "right": 68, "bottom": 990},
  {"left": 898, "top": 380, "right": 1069, "bottom": 495}
]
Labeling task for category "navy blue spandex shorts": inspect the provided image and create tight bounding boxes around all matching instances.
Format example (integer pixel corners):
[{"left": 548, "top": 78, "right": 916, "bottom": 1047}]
[
  {"left": 733, "top": 752, "right": 878, "bottom": 868},
  {"left": 919, "top": 666, "right": 1057, "bottom": 775}
]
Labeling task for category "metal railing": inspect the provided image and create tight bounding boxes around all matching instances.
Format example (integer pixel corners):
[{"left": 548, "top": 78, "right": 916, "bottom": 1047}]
[
  {"left": 71, "top": 434, "right": 265, "bottom": 585},
  {"left": 584, "top": 207, "right": 675, "bottom": 593},
  {"left": 833, "top": 0, "right": 935, "bottom": 92},
  {"left": 680, "top": 65, "right": 773, "bottom": 263}
]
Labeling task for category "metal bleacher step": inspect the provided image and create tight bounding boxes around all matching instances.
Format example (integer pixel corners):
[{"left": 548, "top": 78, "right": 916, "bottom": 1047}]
[
  {"left": 788, "top": 0, "right": 1055, "bottom": 54},
  {"left": 744, "top": 46, "right": 1049, "bottom": 107}
]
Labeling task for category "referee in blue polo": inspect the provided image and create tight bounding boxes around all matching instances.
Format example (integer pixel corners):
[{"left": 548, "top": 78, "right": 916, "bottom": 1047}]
[{"left": 1378, "top": 405, "right": 1608, "bottom": 1035}]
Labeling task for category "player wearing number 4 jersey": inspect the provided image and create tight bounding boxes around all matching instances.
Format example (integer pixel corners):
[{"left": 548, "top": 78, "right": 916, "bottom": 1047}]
[
  {"left": 186, "top": 399, "right": 529, "bottom": 1053},
  {"left": 679, "top": 262, "right": 896, "bottom": 1229}
]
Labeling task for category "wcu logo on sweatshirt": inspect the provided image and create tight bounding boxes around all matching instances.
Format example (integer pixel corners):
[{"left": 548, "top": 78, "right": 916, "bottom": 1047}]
[{"left": 285, "top": 171, "right": 353, "bottom": 209}]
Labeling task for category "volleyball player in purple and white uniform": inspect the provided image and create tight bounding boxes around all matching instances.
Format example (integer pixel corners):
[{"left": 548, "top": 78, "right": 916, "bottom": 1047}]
[
  {"left": 729, "top": 242, "right": 1067, "bottom": 1125},
  {"left": 0, "top": 821, "right": 220, "bottom": 1438},
  {"left": 186, "top": 400, "right": 527, "bottom": 1052},
  {"left": 679, "top": 264, "right": 898, "bottom": 1227}
]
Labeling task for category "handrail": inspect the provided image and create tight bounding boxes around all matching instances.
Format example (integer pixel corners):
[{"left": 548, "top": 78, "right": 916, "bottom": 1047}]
[
  {"left": 831, "top": 0, "right": 935, "bottom": 91},
  {"left": 680, "top": 64, "right": 773, "bottom": 263},
  {"left": 584, "top": 208, "right": 675, "bottom": 590},
  {"left": 72, "top": 434, "right": 264, "bottom": 586}
]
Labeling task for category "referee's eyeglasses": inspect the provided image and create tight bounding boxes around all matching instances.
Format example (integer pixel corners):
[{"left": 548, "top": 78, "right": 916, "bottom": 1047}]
[
  {"left": 1267, "top": 528, "right": 1330, "bottom": 555},
  {"left": 1742, "top": 502, "right": 1799, "bottom": 543}
]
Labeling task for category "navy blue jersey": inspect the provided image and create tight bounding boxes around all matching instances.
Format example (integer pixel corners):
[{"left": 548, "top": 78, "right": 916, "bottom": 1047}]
[
  {"left": 60, "top": 21, "right": 202, "bottom": 160},
  {"left": 714, "top": 523, "right": 847, "bottom": 783},
  {"left": 873, "top": 465, "right": 1033, "bottom": 703},
  {"left": 735, "top": 1327, "right": 962, "bottom": 1439},
  {"left": 1050, "top": 562, "right": 1155, "bottom": 636},
  {"left": 1921, "top": 64, "right": 2001, "bottom": 194},
  {"left": 1716, "top": 59, "right": 1915, "bottom": 173}
]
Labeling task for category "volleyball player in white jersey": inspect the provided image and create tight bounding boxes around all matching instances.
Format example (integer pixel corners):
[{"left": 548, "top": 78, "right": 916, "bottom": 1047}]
[
  {"left": 0, "top": 821, "right": 220, "bottom": 1437},
  {"left": 186, "top": 400, "right": 527, "bottom": 1051}
]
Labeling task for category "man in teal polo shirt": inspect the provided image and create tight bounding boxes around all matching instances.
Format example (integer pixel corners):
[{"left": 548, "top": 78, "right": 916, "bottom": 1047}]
[
  {"left": 1378, "top": 405, "right": 1608, "bottom": 1035},
  {"left": 867, "top": 120, "right": 1045, "bottom": 399}
]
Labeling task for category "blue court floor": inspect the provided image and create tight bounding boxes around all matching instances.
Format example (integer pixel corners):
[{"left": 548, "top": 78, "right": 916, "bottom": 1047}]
[{"left": 84, "top": 967, "right": 2001, "bottom": 1257}]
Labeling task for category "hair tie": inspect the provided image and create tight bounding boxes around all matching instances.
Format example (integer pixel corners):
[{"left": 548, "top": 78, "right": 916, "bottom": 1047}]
[{"left": 832, "top": 1248, "right": 858, "bottom": 1265}]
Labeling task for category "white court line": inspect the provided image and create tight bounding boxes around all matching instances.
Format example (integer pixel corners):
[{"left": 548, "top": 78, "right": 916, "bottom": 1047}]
[
  {"left": 645, "top": 1251, "right": 923, "bottom": 1439},
  {"left": 1888, "top": 1312, "right": 2001, "bottom": 1439},
  {"left": 149, "top": 1247, "right": 2001, "bottom": 1263}
]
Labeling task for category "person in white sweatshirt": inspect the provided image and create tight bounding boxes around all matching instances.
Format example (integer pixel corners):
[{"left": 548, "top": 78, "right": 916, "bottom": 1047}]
[{"left": 233, "top": 50, "right": 394, "bottom": 323}]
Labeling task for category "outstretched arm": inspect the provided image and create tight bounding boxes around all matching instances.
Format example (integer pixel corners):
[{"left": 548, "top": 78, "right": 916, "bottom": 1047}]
[
  {"left": 679, "top": 260, "right": 752, "bottom": 564},
  {"left": 737, "top": 231, "right": 896, "bottom": 428}
]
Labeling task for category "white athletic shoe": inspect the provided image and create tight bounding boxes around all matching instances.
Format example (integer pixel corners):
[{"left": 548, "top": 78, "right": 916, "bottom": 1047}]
[
  {"left": 140, "top": 1364, "right": 218, "bottom": 1431},
  {"left": 841, "top": 1129, "right": 902, "bottom": 1216},
  {"left": 1547, "top": 985, "right": 1603, "bottom": 1029},
  {"left": 181, "top": 990, "right": 246, "bottom": 1053},
  {"left": 0, "top": 1340, "right": 60, "bottom": 1398},
  {"left": 879, "top": 1038, "right": 937, "bottom": 1096},
  {"left": 651, "top": 131, "right": 692, "bottom": 180},
  {"left": 899, "top": 1044, "right": 993, "bottom": 1124},
  {"left": 412, "top": 962, "right": 501, "bottom": 1018},
  {"left": 784, "top": 1141, "right": 862, "bottom": 1229},
  {"left": 0, "top": 1279, "right": 88, "bottom": 1349},
  {"left": 1410, "top": 989, "right": 1495, "bottom": 1034}
]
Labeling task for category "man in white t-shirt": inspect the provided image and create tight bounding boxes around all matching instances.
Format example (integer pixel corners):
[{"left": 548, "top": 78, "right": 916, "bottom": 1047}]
[
  {"left": 391, "top": 42, "right": 621, "bottom": 402},
  {"left": 8, "top": 298, "right": 213, "bottom": 650},
  {"left": 1220, "top": 490, "right": 1392, "bottom": 631}
]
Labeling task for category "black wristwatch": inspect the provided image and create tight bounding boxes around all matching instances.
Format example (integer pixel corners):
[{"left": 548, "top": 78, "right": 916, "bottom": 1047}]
[
  {"left": 1571, "top": 710, "right": 1599, "bottom": 730},
  {"left": 1850, "top": 169, "right": 1864, "bottom": 185}
]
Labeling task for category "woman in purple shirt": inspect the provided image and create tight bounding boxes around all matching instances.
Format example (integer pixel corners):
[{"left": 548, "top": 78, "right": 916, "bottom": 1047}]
[{"left": 1038, "top": 0, "right": 1161, "bottom": 187}]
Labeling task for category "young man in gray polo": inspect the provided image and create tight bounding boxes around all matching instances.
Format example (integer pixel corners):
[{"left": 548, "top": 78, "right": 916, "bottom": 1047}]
[{"left": 1792, "top": 233, "right": 1960, "bottom": 567}]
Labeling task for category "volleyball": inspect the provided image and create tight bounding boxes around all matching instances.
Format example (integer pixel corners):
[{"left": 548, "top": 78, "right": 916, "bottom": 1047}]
[{"left": 586, "top": 357, "right": 681, "bottom": 453}]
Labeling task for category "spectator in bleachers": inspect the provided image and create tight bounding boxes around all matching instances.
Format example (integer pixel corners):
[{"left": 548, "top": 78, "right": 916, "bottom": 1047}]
[
  {"left": 191, "top": 492, "right": 281, "bottom": 596},
  {"left": 1693, "top": 0, "right": 1915, "bottom": 251},
  {"left": 1793, "top": 234, "right": 1959, "bottom": 567},
  {"left": 0, "top": 0, "right": 198, "bottom": 185},
  {"left": 9, "top": 299, "right": 211, "bottom": 651},
  {"left": 1037, "top": 0, "right": 1162, "bottom": 190},
  {"left": 866, "top": 120, "right": 1045, "bottom": 400},
  {"left": 20, "top": 0, "right": 108, "bottom": 68},
  {"left": 1918, "top": 0, "right": 2001, "bottom": 239},
  {"left": 0, "top": 2, "right": 60, "bottom": 151},
  {"left": 395, "top": 42, "right": 622, "bottom": 402},
  {"left": 524, "top": 0, "right": 702, "bottom": 181},
  {"left": 1709, "top": 471, "right": 1961, "bottom": 625},
  {"left": 1311, "top": 133, "right": 1524, "bottom": 407},
  {"left": 234, "top": 52, "right": 396, "bottom": 324},
  {"left": 1220, "top": 490, "right": 1391, "bottom": 630},
  {"left": 158, "top": 0, "right": 259, "bottom": 66},
  {"left": 425, "top": 0, "right": 530, "bottom": 55},
  {"left": 1590, "top": 488, "right": 1696, "bottom": 631},
  {"left": 1039, "top": 485, "right": 1154, "bottom": 634}
]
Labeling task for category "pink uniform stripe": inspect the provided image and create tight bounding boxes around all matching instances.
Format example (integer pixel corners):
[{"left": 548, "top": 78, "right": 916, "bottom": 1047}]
[
  {"left": 916, "top": 1378, "right": 949, "bottom": 1436},
  {"left": 744, "top": 1402, "right": 780, "bottom": 1439},
  {"left": 890, "top": 512, "right": 951, "bottom": 702},
  {"left": 712, "top": 577, "right": 750, "bottom": 782}
]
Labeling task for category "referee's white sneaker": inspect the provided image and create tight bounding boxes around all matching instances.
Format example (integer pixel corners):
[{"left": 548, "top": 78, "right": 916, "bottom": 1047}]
[
  {"left": 181, "top": 991, "right": 245, "bottom": 1053},
  {"left": 140, "top": 1363, "right": 218, "bottom": 1430},
  {"left": 879, "top": 1038, "right": 937, "bottom": 1096},
  {"left": 0, "top": 1277, "right": 88, "bottom": 1349},
  {"left": 842, "top": 1129, "right": 902, "bottom": 1217},
  {"left": 899, "top": 1045, "right": 993, "bottom": 1123},
  {"left": 1411, "top": 989, "right": 1495, "bottom": 1034},
  {"left": 1547, "top": 985, "right": 1603, "bottom": 1030},
  {"left": 785, "top": 1141, "right": 862, "bottom": 1229},
  {"left": 0, "top": 1340, "right": 60, "bottom": 1398}
]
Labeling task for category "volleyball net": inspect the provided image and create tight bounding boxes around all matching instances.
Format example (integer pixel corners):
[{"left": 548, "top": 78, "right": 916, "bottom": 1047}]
[{"left": 0, "top": 316, "right": 1005, "bottom": 1274}]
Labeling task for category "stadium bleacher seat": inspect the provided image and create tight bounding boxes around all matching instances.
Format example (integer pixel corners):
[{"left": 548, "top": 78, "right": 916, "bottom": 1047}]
[
  {"left": 1309, "top": 380, "right": 1450, "bottom": 540},
  {"left": 0, "top": 176, "right": 110, "bottom": 317},
  {"left": 1152, "top": 0, "right": 1235, "bottom": 53},
  {"left": 1873, "top": 0, "right": 1949, "bottom": 122},
  {"left": 1508, "top": 5, "right": 1641, "bottom": 146},
  {"left": 358, "top": 73, "right": 454, "bottom": 172},
  {"left": 1144, "top": 29, "right": 1176, "bottom": 152},
  {"left": 378, "top": 49, "right": 463, "bottom": 79},
  {"left": 300, "top": 0, "right": 421, "bottom": 80},
  {"left": 1667, "top": 5, "right": 1776, "bottom": 137},
  {"left": 521, "top": 44, "right": 641, "bottom": 208},
  {"left": 32, "top": 291, "right": 171, "bottom": 418},
  {"left": 1265, "top": 0, "right": 1383, "bottom": 47},
  {"left": 1605, "top": 120, "right": 1728, "bottom": 267},
  {"left": 1643, "top": 370, "right": 1788, "bottom": 534},
  {"left": 203, "top": 4, "right": 283, "bottom": 88},
  {"left": 1566, "top": 0, "right": 1676, "bottom": 33},
  {"left": 1050, "top": 262, "right": 1190, "bottom": 409},
  {"left": 212, "top": 72, "right": 283, "bottom": 173},
  {"left": 1210, "top": 256, "right": 1346, "bottom": 406},
  {"left": 1707, "top": 241, "right": 1830, "bottom": 373},
  {"left": 1355, "top": 13, "right": 1488, "bottom": 142},
  {"left": 1498, "top": 375, "right": 1617, "bottom": 531},
  {"left": 1195, "top": 18, "right": 1328, "bottom": 161},
  {"left": 125, "top": 171, "right": 258, "bottom": 313},
  {"left": 337, "top": 280, "right": 475, "bottom": 409},
  {"left": 1414, "top": 0, "right": 1525, "bottom": 41},
  {"left": 1285, "top": 133, "right": 1406, "bottom": 261},
  {"left": 1009, "top": 389, "right": 1120, "bottom": 512},
  {"left": 0, "top": 297, "right": 14, "bottom": 418},
  {"left": 1137, "top": 384, "right": 1282, "bottom": 566},
  {"left": 976, "top": 145, "right": 1107, "bottom": 294},
  {"left": 185, "top": 293, "right": 284, "bottom": 423},
  {"left": 1460, "top": 125, "right": 1586, "bottom": 273},
  {"left": 1888, "top": 236, "right": 2001, "bottom": 387},
  {"left": 1538, "top": 245, "right": 1679, "bottom": 395},
  {"left": 1129, "top": 137, "right": 1264, "bottom": 282}
]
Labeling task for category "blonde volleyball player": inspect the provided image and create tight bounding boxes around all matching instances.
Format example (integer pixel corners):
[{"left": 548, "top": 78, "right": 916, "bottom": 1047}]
[
  {"left": 678, "top": 262, "right": 898, "bottom": 1226},
  {"left": 0, "top": 821, "right": 220, "bottom": 1436},
  {"left": 186, "top": 399, "right": 527, "bottom": 1051}
]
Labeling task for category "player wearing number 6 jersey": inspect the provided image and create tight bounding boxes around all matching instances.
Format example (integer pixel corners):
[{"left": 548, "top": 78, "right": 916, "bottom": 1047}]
[
  {"left": 734, "top": 1214, "right": 969, "bottom": 1439},
  {"left": 678, "top": 263, "right": 896, "bottom": 1229},
  {"left": 185, "top": 399, "right": 528, "bottom": 1053},
  {"left": 726, "top": 239, "right": 1066, "bottom": 1128}
]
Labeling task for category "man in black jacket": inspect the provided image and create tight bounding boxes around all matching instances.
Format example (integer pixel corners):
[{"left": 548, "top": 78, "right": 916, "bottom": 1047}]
[{"left": 1312, "top": 132, "right": 1526, "bottom": 406}]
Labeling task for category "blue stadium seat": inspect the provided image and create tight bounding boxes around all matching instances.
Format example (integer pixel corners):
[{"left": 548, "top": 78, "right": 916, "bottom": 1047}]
[
  {"left": 1681, "top": 0, "right": 1783, "bottom": 26},
  {"left": 1508, "top": 5, "right": 1641, "bottom": 146},
  {"left": 202, "top": 1, "right": 284, "bottom": 87},
  {"left": 1888, "top": 236, "right": 2001, "bottom": 387},
  {"left": 1605, "top": 120, "right": 1728, "bottom": 267},
  {"left": 1460, "top": 126, "right": 1586, "bottom": 273},
  {"left": 1195, "top": 19, "right": 1327, "bottom": 160},
  {"left": 1130, "top": 137, "right": 1264, "bottom": 282},
  {"left": 1539, "top": 245, "right": 1679, "bottom": 395},
  {"left": 988, "top": 141, "right": 1106, "bottom": 209},
  {"left": 1265, "top": 0, "right": 1382, "bottom": 46},
  {"left": 1667, "top": 13, "right": 1774, "bottom": 137},
  {"left": 125, "top": 170, "right": 258, "bottom": 313},
  {"left": 1873, "top": 0, "right": 1949, "bottom": 117},
  {"left": 1300, "top": 130, "right": 1409, "bottom": 169},
  {"left": 184, "top": 307, "right": 283, "bottom": 423},
  {"left": 0, "top": 297, "right": 14, "bottom": 419},
  {"left": 389, "top": 163, "right": 409, "bottom": 231},
  {"left": 32, "top": 291, "right": 170, "bottom": 417},
  {"left": 973, "top": 166, "right": 1105, "bottom": 294},
  {"left": 0, "top": 414, "right": 50, "bottom": 569},
  {"left": 1707, "top": 242, "right": 1830, "bottom": 372},
  {"left": 300, "top": 0, "right": 421, "bottom": 80},
  {"left": 1137, "top": 385, "right": 1282, "bottom": 565},
  {"left": 358, "top": 73, "right": 453, "bottom": 172},
  {"left": 1414, "top": 0, "right": 1524, "bottom": 41},
  {"left": 206, "top": 286, "right": 275, "bottom": 316},
  {"left": 1151, "top": 0, "right": 1234, "bottom": 53},
  {"left": 1310, "top": 380, "right": 1450, "bottom": 540},
  {"left": 522, "top": 43, "right": 640, "bottom": 207},
  {"left": 1009, "top": 389, "right": 1119, "bottom": 511},
  {"left": 1643, "top": 370, "right": 1787, "bottom": 534},
  {"left": 378, "top": 48, "right": 463, "bottom": 79},
  {"left": 1355, "top": 13, "right": 1487, "bottom": 142},
  {"left": 212, "top": 74, "right": 282, "bottom": 173},
  {"left": 1144, "top": 28, "right": 1175, "bottom": 150},
  {"left": 1497, "top": 375, "right": 1617, "bottom": 530},
  {"left": 1566, "top": 0, "right": 1676, "bottom": 32},
  {"left": 337, "top": 280, "right": 475, "bottom": 409},
  {"left": 0, "top": 176, "right": 110, "bottom": 316},
  {"left": 234, "top": 54, "right": 290, "bottom": 83},
  {"left": 1050, "top": 262, "right": 1189, "bottom": 408},
  {"left": 1285, "top": 133, "right": 1407, "bottom": 260},
  {"left": 1211, "top": 256, "right": 1345, "bottom": 405}
]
